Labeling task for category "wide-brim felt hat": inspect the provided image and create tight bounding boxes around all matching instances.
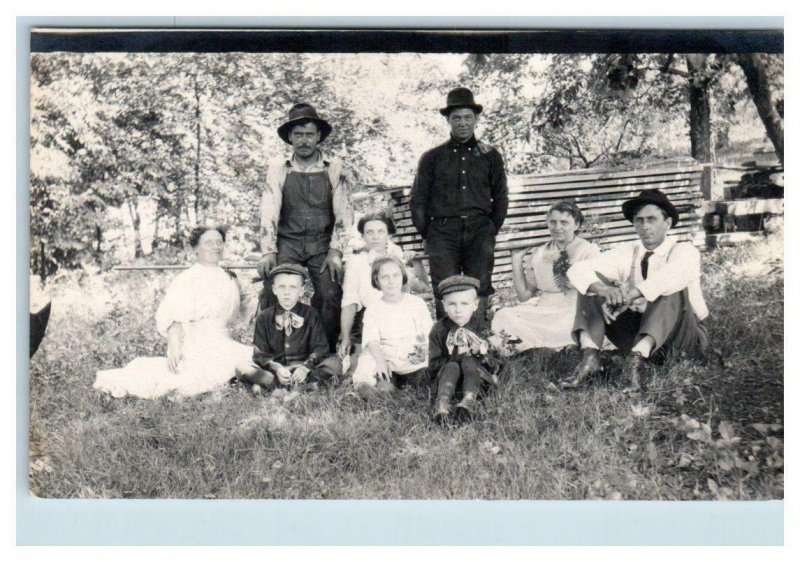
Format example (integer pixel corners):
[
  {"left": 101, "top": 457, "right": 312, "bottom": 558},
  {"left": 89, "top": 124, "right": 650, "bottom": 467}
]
[
  {"left": 622, "top": 188, "right": 680, "bottom": 228},
  {"left": 277, "top": 103, "right": 333, "bottom": 144},
  {"left": 438, "top": 275, "right": 480, "bottom": 296},
  {"left": 439, "top": 87, "right": 483, "bottom": 117},
  {"left": 357, "top": 209, "right": 397, "bottom": 235},
  {"left": 269, "top": 262, "right": 309, "bottom": 282}
]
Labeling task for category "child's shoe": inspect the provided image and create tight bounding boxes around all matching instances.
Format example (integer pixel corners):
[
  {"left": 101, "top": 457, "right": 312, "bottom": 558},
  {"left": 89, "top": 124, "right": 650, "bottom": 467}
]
[
  {"left": 433, "top": 397, "right": 451, "bottom": 424},
  {"left": 455, "top": 392, "right": 478, "bottom": 420}
]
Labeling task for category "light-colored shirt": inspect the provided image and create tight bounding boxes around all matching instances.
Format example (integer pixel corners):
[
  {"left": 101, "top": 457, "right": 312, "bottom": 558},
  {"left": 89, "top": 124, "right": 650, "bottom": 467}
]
[
  {"left": 341, "top": 241, "right": 405, "bottom": 311},
  {"left": 525, "top": 237, "right": 601, "bottom": 293},
  {"left": 259, "top": 150, "right": 354, "bottom": 254},
  {"left": 362, "top": 293, "right": 434, "bottom": 370},
  {"left": 566, "top": 236, "right": 708, "bottom": 320},
  {"left": 155, "top": 263, "right": 243, "bottom": 337}
]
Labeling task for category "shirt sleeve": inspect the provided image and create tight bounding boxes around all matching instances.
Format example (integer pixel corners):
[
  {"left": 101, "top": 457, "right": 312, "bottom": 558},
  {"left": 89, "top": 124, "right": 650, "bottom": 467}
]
[
  {"left": 329, "top": 160, "right": 355, "bottom": 254},
  {"left": 259, "top": 161, "right": 285, "bottom": 255},
  {"left": 409, "top": 151, "right": 434, "bottom": 238},
  {"left": 567, "top": 244, "right": 630, "bottom": 294},
  {"left": 637, "top": 243, "right": 701, "bottom": 302},
  {"left": 155, "top": 270, "right": 198, "bottom": 337},
  {"left": 416, "top": 297, "right": 434, "bottom": 340},
  {"left": 252, "top": 312, "right": 281, "bottom": 373},
  {"left": 361, "top": 303, "right": 381, "bottom": 346},
  {"left": 341, "top": 254, "right": 367, "bottom": 310},
  {"left": 489, "top": 149, "right": 509, "bottom": 233},
  {"left": 303, "top": 311, "right": 330, "bottom": 368},
  {"left": 427, "top": 322, "right": 450, "bottom": 374}
]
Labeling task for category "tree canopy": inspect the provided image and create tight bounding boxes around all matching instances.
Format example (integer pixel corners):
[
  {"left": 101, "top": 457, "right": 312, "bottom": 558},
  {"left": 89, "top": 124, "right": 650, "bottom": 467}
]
[{"left": 29, "top": 51, "right": 782, "bottom": 278}]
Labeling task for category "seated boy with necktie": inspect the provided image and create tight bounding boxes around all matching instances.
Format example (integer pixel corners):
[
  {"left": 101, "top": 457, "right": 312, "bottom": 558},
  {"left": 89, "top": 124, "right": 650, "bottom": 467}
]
[
  {"left": 429, "top": 275, "right": 503, "bottom": 423},
  {"left": 238, "top": 263, "right": 341, "bottom": 395}
]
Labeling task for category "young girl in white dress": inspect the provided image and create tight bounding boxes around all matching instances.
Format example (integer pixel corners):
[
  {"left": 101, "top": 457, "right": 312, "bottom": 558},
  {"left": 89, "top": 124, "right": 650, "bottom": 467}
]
[
  {"left": 94, "top": 226, "right": 256, "bottom": 399},
  {"left": 351, "top": 256, "right": 433, "bottom": 391},
  {"left": 492, "top": 201, "right": 601, "bottom": 351}
]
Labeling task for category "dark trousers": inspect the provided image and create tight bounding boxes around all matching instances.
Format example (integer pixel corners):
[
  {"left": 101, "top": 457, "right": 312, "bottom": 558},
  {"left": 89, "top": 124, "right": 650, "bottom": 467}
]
[
  {"left": 572, "top": 289, "right": 709, "bottom": 359},
  {"left": 436, "top": 356, "right": 484, "bottom": 400},
  {"left": 260, "top": 240, "right": 342, "bottom": 350},
  {"left": 425, "top": 215, "right": 496, "bottom": 320}
]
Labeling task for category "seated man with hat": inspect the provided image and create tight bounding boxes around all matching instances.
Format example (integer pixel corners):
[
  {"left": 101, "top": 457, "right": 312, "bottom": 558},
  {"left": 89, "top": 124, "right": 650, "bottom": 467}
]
[
  {"left": 562, "top": 189, "right": 710, "bottom": 393},
  {"left": 257, "top": 103, "right": 354, "bottom": 350},
  {"left": 240, "top": 263, "right": 342, "bottom": 395}
]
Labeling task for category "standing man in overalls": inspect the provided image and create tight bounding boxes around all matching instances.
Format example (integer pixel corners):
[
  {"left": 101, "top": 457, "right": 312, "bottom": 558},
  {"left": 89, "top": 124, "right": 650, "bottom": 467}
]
[
  {"left": 257, "top": 104, "right": 354, "bottom": 349},
  {"left": 410, "top": 87, "right": 509, "bottom": 326}
]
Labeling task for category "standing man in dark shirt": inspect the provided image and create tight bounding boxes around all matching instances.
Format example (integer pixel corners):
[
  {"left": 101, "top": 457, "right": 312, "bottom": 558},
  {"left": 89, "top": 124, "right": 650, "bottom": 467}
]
[{"left": 410, "top": 87, "right": 509, "bottom": 325}]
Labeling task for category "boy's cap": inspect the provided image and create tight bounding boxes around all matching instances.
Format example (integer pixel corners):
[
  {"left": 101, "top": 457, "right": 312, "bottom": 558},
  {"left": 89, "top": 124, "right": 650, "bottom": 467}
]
[
  {"left": 438, "top": 275, "right": 480, "bottom": 296},
  {"left": 269, "top": 263, "right": 308, "bottom": 282}
]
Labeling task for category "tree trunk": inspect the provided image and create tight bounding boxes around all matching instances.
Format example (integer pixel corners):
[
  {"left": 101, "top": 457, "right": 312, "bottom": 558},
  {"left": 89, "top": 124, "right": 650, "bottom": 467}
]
[
  {"left": 686, "top": 54, "right": 714, "bottom": 198},
  {"left": 193, "top": 74, "right": 202, "bottom": 223},
  {"left": 736, "top": 53, "right": 784, "bottom": 165},
  {"left": 126, "top": 199, "right": 144, "bottom": 258}
]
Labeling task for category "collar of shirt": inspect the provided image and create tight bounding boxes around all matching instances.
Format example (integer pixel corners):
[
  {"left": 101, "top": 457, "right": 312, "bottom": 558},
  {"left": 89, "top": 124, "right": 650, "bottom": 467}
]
[
  {"left": 275, "top": 302, "right": 304, "bottom": 317},
  {"left": 636, "top": 236, "right": 675, "bottom": 260},
  {"left": 444, "top": 315, "right": 481, "bottom": 334},
  {"left": 447, "top": 135, "right": 479, "bottom": 150},
  {"left": 285, "top": 149, "right": 330, "bottom": 172}
]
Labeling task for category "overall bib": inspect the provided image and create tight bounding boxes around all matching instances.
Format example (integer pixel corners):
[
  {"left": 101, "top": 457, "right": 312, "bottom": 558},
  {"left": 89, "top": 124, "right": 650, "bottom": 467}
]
[{"left": 261, "top": 167, "right": 342, "bottom": 349}]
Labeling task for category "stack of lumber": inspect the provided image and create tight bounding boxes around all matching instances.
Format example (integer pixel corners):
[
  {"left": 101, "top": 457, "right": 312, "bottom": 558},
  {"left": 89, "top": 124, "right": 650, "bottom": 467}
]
[{"left": 386, "top": 160, "right": 706, "bottom": 288}]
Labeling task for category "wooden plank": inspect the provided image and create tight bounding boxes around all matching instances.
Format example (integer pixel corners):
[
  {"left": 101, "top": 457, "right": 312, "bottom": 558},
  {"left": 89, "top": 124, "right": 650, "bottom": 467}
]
[
  {"left": 391, "top": 176, "right": 701, "bottom": 206},
  {"left": 393, "top": 223, "right": 702, "bottom": 254},
  {"left": 392, "top": 194, "right": 703, "bottom": 231},
  {"left": 706, "top": 231, "right": 766, "bottom": 247},
  {"left": 702, "top": 198, "right": 784, "bottom": 216},
  {"left": 392, "top": 213, "right": 702, "bottom": 242},
  {"left": 391, "top": 190, "right": 703, "bottom": 226}
]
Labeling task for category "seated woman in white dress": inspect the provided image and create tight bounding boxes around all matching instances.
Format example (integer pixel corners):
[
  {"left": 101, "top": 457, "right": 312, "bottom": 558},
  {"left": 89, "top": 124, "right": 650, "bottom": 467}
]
[
  {"left": 94, "top": 226, "right": 257, "bottom": 399},
  {"left": 492, "top": 201, "right": 601, "bottom": 352},
  {"left": 337, "top": 209, "right": 426, "bottom": 365}
]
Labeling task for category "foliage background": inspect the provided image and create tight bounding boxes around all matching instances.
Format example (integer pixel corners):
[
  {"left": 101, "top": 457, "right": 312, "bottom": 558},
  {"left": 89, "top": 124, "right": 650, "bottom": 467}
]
[{"left": 29, "top": 52, "right": 781, "bottom": 277}]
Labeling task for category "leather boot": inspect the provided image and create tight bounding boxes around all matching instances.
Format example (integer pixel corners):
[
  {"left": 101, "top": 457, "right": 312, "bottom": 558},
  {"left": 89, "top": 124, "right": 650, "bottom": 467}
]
[
  {"left": 561, "top": 348, "right": 602, "bottom": 389},
  {"left": 433, "top": 396, "right": 451, "bottom": 424},
  {"left": 455, "top": 391, "right": 478, "bottom": 420},
  {"left": 622, "top": 352, "right": 645, "bottom": 394}
]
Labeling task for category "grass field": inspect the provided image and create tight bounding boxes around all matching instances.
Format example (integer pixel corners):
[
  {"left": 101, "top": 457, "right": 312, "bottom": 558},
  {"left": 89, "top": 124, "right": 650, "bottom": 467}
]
[{"left": 28, "top": 231, "right": 784, "bottom": 500}]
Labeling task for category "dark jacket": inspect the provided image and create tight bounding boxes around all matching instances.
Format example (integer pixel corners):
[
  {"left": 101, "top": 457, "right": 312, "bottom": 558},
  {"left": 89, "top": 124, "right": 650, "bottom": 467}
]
[
  {"left": 409, "top": 136, "right": 509, "bottom": 238},
  {"left": 253, "top": 302, "right": 329, "bottom": 372}
]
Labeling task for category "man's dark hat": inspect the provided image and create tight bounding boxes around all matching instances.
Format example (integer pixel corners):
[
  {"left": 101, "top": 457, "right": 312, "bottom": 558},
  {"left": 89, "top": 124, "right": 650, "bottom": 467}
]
[
  {"left": 438, "top": 275, "right": 480, "bottom": 296},
  {"left": 269, "top": 262, "right": 309, "bottom": 282},
  {"left": 277, "top": 103, "right": 333, "bottom": 145},
  {"left": 357, "top": 209, "right": 397, "bottom": 235},
  {"left": 439, "top": 87, "right": 483, "bottom": 117},
  {"left": 622, "top": 189, "right": 680, "bottom": 228}
]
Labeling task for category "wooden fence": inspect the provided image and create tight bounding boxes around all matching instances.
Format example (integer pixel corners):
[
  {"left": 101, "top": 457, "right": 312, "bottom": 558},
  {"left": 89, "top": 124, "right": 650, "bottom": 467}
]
[{"left": 385, "top": 159, "right": 706, "bottom": 289}]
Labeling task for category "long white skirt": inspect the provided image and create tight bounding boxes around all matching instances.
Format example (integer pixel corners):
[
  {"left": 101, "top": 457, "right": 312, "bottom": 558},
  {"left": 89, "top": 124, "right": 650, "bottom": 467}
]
[
  {"left": 491, "top": 290, "right": 578, "bottom": 351},
  {"left": 94, "top": 320, "right": 255, "bottom": 399}
]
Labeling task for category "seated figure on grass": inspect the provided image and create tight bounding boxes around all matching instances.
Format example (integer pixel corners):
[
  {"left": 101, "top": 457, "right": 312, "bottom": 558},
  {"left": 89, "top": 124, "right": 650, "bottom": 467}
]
[
  {"left": 491, "top": 201, "right": 601, "bottom": 352},
  {"left": 351, "top": 256, "right": 433, "bottom": 393},
  {"left": 337, "top": 209, "right": 428, "bottom": 371},
  {"left": 238, "top": 263, "right": 342, "bottom": 395},
  {"left": 94, "top": 225, "right": 257, "bottom": 399},
  {"left": 562, "top": 189, "right": 710, "bottom": 393},
  {"left": 430, "top": 275, "right": 503, "bottom": 423}
]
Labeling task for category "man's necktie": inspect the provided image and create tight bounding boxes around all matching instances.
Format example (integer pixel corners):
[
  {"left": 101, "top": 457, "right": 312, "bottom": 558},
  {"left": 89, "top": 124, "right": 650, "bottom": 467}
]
[{"left": 641, "top": 251, "right": 654, "bottom": 280}]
